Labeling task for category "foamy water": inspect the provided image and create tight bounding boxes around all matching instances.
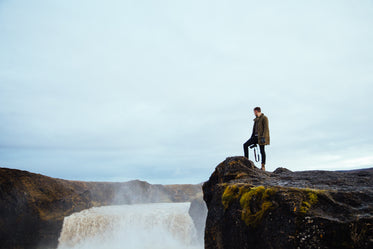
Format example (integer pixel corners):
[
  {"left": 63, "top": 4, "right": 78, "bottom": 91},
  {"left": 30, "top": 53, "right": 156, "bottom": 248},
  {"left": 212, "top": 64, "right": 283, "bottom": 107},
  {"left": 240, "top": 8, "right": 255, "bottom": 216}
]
[{"left": 57, "top": 202, "right": 203, "bottom": 249}]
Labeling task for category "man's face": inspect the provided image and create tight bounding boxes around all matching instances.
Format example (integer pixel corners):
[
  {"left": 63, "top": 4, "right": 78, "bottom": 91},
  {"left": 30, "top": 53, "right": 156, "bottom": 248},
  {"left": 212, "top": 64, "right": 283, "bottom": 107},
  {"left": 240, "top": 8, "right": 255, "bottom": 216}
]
[{"left": 254, "top": 110, "right": 259, "bottom": 117}]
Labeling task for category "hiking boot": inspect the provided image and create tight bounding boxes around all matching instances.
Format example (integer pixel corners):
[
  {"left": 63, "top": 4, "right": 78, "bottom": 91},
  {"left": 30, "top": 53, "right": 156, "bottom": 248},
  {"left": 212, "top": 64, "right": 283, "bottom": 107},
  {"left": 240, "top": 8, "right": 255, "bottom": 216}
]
[{"left": 261, "top": 164, "right": 266, "bottom": 171}]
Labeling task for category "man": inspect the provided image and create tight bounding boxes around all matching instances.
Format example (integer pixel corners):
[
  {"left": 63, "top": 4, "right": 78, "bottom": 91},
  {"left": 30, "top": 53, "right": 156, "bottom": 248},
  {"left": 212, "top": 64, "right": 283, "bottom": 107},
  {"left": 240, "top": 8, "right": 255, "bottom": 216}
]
[{"left": 243, "top": 107, "right": 270, "bottom": 171}]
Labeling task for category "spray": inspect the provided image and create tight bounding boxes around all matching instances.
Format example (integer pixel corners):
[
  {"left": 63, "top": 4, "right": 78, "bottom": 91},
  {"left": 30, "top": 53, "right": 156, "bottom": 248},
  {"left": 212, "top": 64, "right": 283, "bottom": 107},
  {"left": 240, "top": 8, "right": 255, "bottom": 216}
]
[{"left": 57, "top": 202, "right": 203, "bottom": 249}]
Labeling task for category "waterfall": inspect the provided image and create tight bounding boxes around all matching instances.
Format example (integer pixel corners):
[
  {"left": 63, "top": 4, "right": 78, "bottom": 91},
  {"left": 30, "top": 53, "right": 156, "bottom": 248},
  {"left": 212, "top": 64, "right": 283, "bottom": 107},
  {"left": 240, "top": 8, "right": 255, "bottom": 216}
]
[{"left": 57, "top": 202, "right": 203, "bottom": 249}]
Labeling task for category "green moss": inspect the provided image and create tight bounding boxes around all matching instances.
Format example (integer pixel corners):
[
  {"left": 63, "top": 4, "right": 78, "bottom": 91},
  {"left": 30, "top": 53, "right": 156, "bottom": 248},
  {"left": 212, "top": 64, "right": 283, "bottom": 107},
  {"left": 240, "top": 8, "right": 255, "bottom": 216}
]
[
  {"left": 222, "top": 185, "right": 239, "bottom": 209},
  {"left": 308, "top": 192, "right": 318, "bottom": 204},
  {"left": 239, "top": 186, "right": 275, "bottom": 227},
  {"left": 241, "top": 201, "right": 274, "bottom": 227},
  {"left": 222, "top": 185, "right": 277, "bottom": 227},
  {"left": 221, "top": 184, "right": 251, "bottom": 209},
  {"left": 298, "top": 189, "right": 319, "bottom": 214},
  {"left": 263, "top": 187, "right": 276, "bottom": 200},
  {"left": 239, "top": 186, "right": 264, "bottom": 206},
  {"left": 222, "top": 184, "right": 324, "bottom": 227}
]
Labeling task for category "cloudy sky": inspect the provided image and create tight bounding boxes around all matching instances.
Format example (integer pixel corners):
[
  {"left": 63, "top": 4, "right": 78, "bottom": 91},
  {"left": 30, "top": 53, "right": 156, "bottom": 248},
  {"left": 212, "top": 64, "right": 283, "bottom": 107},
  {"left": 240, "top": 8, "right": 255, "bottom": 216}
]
[{"left": 0, "top": 0, "right": 372, "bottom": 183}]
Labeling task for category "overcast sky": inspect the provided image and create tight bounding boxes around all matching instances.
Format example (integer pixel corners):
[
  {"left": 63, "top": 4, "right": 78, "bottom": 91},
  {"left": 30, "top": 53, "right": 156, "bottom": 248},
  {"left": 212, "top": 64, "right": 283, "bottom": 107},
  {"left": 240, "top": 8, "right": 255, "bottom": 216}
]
[{"left": 0, "top": 0, "right": 372, "bottom": 184}]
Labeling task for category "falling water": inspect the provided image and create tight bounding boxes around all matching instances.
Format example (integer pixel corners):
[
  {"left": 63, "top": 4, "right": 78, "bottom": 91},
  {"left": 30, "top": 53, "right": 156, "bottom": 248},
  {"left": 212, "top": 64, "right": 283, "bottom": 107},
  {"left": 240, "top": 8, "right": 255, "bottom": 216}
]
[{"left": 57, "top": 202, "right": 203, "bottom": 249}]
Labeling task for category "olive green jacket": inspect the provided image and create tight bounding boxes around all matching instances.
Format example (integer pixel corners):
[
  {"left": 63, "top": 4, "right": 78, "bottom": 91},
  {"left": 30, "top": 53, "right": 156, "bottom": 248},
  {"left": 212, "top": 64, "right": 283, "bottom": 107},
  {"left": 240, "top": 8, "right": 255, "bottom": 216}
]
[{"left": 251, "top": 113, "right": 270, "bottom": 145}]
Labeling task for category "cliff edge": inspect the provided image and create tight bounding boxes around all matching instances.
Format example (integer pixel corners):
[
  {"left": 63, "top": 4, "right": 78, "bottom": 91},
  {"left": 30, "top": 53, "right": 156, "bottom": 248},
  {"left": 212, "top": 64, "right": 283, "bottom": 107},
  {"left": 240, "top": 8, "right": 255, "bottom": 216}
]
[{"left": 203, "top": 156, "right": 373, "bottom": 249}]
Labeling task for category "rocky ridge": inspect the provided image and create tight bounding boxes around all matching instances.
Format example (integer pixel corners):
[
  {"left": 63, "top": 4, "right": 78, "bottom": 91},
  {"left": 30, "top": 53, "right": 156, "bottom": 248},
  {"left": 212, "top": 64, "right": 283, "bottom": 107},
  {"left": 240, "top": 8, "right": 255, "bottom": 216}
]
[{"left": 203, "top": 156, "right": 373, "bottom": 249}]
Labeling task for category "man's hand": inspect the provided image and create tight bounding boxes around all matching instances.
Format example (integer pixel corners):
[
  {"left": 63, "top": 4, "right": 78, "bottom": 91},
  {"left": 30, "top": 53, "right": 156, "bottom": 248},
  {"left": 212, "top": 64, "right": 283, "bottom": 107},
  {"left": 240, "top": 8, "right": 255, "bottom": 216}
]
[{"left": 260, "top": 137, "right": 266, "bottom": 144}]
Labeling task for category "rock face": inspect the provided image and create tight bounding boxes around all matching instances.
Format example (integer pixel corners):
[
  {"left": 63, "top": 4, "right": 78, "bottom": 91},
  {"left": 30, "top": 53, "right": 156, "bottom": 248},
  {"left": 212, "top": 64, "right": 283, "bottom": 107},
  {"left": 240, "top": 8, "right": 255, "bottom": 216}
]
[
  {"left": 188, "top": 195, "right": 208, "bottom": 244},
  {"left": 203, "top": 156, "right": 373, "bottom": 249},
  {"left": 0, "top": 167, "right": 202, "bottom": 249}
]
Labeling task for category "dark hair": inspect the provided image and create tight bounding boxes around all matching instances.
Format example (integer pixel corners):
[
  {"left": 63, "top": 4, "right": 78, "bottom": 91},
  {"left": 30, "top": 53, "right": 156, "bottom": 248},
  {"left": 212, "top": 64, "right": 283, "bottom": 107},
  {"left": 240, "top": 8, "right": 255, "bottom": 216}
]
[{"left": 254, "top": 107, "right": 261, "bottom": 112}]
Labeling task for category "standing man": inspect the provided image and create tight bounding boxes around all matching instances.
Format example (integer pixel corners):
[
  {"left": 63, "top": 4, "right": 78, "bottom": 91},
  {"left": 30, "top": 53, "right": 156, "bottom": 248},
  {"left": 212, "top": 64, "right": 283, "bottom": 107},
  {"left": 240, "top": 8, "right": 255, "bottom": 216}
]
[{"left": 243, "top": 107, "right": 270, "bottom": 171}]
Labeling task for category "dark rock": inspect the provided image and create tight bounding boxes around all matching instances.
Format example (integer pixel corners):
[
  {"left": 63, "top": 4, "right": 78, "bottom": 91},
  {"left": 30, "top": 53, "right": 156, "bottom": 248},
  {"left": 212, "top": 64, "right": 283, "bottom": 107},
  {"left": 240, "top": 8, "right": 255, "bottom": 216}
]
[
  {"left": 203, "top": 156, "right": 373, "bottom": 249},
  {"left": 273, "top": 167, "right": 293, "bottom": 175},
  {"left": 0, "top": 167, "right": 201, "bottom": 249}
]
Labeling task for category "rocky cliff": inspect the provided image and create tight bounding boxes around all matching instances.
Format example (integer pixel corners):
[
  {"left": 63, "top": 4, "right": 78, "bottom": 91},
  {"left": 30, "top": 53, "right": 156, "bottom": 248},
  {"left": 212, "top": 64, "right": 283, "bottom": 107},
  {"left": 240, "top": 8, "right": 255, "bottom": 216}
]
[
  {"left": 0, "top": 167, "right": 201, "bottom": 249},
  {"left": 203, "top": 157, "right": 373, "bottom": 249}
]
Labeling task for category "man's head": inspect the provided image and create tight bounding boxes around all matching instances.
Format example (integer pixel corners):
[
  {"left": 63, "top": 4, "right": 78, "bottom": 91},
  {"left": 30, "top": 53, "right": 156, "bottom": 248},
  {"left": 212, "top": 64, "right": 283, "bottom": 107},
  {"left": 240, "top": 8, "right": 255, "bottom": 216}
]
[{"left": 253, "top": 107, "right": 261, "bottom": 117}]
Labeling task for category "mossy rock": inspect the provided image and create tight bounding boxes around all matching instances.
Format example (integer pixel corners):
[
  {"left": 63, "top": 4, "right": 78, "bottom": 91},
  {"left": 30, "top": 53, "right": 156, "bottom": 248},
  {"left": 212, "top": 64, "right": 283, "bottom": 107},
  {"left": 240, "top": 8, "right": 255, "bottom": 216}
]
[
  {"left": 240, "top": 186, "right": 276, "bottom": 227},
  {"left": 222, "top": 185, "right": 277, "bottom": 227},
  {"left": 222, "top": 185, "right": 326, "bottom": 227}
]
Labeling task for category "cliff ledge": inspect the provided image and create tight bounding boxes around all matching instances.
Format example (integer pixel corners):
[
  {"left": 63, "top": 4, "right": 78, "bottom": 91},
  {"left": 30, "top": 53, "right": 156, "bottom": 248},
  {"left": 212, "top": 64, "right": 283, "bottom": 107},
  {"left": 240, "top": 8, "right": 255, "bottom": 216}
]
[{"left": 203, "top": 156, "right": 373, "bottom": 249}]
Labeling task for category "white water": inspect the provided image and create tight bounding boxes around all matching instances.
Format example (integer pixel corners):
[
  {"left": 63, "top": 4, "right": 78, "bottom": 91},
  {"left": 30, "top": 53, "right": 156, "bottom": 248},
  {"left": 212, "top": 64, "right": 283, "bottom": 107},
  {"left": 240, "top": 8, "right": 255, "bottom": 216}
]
[{"left": 57, "top": 202, "right": 203, "bottom": 249}]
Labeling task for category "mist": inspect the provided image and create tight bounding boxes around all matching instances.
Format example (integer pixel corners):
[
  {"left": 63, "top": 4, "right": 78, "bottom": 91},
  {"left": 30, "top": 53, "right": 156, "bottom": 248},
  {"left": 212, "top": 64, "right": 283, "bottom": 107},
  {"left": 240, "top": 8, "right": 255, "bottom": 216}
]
[{"left": 57, "top": 203, "right": 203, "bottom": 249}]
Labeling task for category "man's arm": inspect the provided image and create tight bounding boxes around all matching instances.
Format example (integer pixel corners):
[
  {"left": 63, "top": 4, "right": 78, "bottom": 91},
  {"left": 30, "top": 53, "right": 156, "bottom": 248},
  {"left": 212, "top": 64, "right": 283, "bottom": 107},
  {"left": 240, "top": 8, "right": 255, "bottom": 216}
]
[
  {"left": 260, "top": 117, "right": 269, "bottom": 144},
  {"left": 263, "top": 116, "right": 269, "bottom": 135}
]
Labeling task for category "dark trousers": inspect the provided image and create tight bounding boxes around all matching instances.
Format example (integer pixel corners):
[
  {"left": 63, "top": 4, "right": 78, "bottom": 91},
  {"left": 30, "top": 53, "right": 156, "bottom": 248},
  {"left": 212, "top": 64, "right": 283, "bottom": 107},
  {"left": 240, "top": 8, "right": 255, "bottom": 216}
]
[{"left": 243, "top": 136, "right": 266, "bottom": 164}]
